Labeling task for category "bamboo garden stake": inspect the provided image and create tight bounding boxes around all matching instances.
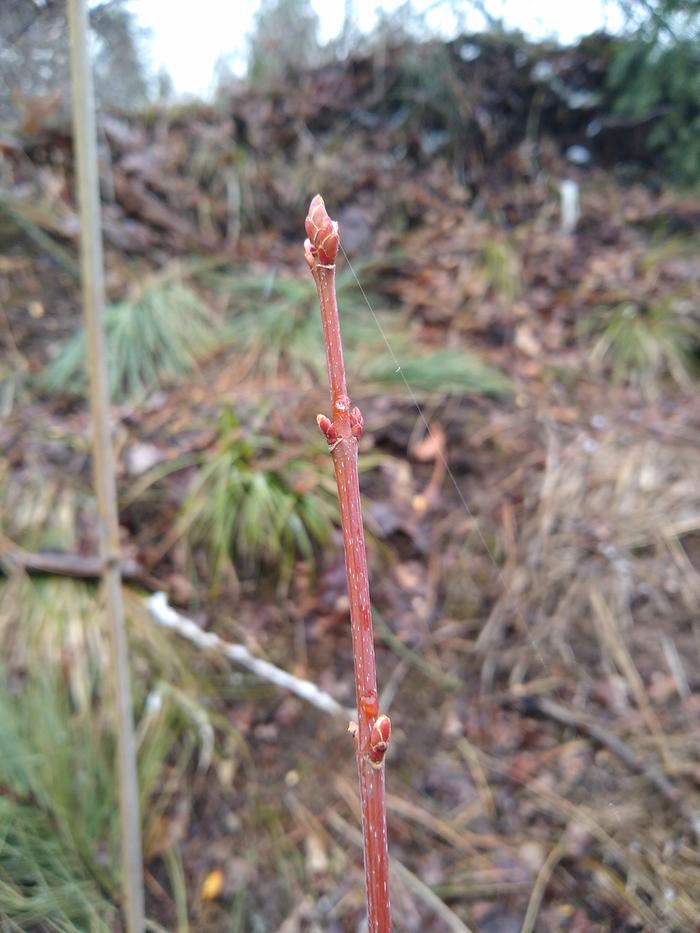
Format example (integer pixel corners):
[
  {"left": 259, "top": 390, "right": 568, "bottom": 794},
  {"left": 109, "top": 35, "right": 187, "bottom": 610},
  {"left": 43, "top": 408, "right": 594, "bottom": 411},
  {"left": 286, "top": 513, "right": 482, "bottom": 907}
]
[
  {"left": 305, "top": 195, "right": 392, "bottom": 932},
  {"left": 67, "top": 1, "right": 145, "bottom": 929}
]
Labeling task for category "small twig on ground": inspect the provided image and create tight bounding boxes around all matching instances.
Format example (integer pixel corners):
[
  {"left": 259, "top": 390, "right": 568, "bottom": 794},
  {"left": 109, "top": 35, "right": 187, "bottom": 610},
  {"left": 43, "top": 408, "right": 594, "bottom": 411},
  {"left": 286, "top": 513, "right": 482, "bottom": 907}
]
[
  {"left": 272, "top": 897, "right": 315, "bottom": 933},
  {"left": 475, "top": 748, "right": 678, "bottom": 929},
  {"left": 327, "top": 811, "right": 474, "bottom": 933},
  {"left": 146, "top": 592, "right": 349, "bottom": 719},
  {"left": 0, "top": 533, "right": 157, "bottom": 586},
  {"left": 505, "top": 693, "right": 700, "bottom": 839},
  {"left": 590, "top": 589, "right": 671, "bottom": 765},
  {"left": 0, "top": 542, "right": 348, "bottom": 718},
  {"left": 519, "top": 839, "right": 567, "bottom": 933},
  {"left": 373, "top": 609, "right": 461, "bottom": 691}
]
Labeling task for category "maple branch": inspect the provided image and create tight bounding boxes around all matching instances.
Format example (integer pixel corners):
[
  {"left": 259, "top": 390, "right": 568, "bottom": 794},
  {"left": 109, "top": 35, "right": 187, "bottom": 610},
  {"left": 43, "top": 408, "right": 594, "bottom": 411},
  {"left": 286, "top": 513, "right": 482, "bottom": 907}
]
[{"left": 305, "top": 194, "right": 392, "bottom": 932}]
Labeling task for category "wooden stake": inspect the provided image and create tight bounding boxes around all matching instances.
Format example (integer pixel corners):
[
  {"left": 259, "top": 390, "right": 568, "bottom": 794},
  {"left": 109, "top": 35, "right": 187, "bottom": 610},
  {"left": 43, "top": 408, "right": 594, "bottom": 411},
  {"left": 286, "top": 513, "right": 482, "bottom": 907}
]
[{"left": 66, "top": 2, "right": 145, "bottom": 929}]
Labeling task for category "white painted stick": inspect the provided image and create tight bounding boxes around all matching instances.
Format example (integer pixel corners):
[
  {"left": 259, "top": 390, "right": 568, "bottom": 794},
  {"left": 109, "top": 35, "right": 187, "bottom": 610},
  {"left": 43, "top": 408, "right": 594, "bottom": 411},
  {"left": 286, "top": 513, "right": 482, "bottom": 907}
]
[{"left": 147, "top": 592, "right": 349, "bottom": 719}]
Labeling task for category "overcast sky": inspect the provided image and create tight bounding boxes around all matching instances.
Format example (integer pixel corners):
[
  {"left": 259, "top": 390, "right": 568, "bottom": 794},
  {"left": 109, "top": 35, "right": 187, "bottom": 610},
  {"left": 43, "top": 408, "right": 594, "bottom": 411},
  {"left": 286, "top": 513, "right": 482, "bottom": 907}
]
[{"left": 130, "top": 0, "right": 624, "bottom": 97}]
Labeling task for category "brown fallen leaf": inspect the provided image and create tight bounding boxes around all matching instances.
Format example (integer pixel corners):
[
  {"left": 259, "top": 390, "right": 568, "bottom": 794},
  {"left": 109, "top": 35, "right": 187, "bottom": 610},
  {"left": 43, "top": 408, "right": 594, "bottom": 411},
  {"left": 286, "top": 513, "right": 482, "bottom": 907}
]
[{"left": 411, "top": 422, "right": 446, "bottom": 514}]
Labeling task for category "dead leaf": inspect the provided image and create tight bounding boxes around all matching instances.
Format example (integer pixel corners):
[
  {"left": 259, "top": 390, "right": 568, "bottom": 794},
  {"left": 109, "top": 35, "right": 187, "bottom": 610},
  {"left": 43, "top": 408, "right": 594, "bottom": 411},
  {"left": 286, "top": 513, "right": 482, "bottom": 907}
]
[
  {"left": 201, "top": 868, "right": 224, "bottom": 902},
  {"left": 515, "top": 323, "right": 541, "bottom": 357}
]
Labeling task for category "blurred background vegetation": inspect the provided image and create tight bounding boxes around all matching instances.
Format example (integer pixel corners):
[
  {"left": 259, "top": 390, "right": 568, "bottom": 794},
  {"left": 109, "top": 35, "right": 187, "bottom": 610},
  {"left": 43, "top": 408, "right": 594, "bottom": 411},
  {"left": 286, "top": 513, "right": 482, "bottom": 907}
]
[{"left": 1, "top": 0, "right": 699, "bottom": 930}]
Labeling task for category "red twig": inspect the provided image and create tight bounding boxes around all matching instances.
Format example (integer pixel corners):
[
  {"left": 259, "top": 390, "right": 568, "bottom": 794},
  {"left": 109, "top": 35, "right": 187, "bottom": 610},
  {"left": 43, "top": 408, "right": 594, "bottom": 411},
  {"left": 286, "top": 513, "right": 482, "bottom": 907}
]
[{"left": 305, "top": 195, "right": 392, "bottom": 932}]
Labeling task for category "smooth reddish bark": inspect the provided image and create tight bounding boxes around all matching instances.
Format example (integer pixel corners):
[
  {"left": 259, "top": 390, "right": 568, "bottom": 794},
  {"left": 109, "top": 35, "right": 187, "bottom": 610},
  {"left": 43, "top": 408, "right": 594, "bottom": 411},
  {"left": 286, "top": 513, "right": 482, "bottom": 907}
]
[{"left": 305, "top": 195, "right": 392, "bottom": 932}]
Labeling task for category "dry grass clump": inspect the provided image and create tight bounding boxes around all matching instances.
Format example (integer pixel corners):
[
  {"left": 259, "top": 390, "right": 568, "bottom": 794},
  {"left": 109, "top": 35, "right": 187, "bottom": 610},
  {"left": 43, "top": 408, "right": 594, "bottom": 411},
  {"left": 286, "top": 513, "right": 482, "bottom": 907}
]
[
  {"left": 0, "top": 575, "right": 227, "bottom": 930},
  {"left": 0, "top": 458, "right": 88, "bottom": 554},
  {"left": 585, "top": 299, "right": 700, "bottom": 392},
  {"left": 472, "top": 421, "right": 700, "bottom": 928},
  {"left": 479, "top": 424, "right": 700, "bottom": 665}
]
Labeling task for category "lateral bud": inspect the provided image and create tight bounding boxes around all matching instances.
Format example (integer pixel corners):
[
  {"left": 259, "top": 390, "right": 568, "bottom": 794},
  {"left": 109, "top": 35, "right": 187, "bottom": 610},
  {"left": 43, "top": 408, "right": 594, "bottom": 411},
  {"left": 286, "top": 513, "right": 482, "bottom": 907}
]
[
  {"left": 316, "top": 413, "right": 338, "bottom": 444},
  {"left": 367, "top": 714, "right": 391, "bottom": 769},
  {"left": 303, "top": 238, "right": 315, "bottom": 271},
  {"left": 350, "top": 405, "right": 364, "bottom": 440}
]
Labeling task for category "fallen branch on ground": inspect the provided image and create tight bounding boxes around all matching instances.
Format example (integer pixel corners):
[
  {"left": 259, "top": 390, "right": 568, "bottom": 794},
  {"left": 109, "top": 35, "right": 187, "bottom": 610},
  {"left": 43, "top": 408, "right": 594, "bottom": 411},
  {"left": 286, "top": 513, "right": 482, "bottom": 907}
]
[
  {"left": 327, "top": 811, "right": 473, "bottom": 933},
  {"left": 146, "top": 592, "right": 348, "bottom": 719},
  {"left": 0, "top": 533, "right": 155, "bottom": 585},
  {"left": 0, "top": 536, "right": 349, "bottom": 718},
  {"left": 506, "top": 693, "right": 700, "bottom": 839}
]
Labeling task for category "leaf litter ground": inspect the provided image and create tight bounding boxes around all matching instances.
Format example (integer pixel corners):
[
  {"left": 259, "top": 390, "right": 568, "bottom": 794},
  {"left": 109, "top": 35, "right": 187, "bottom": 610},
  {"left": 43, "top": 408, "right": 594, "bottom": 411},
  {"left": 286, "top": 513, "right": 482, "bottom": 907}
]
[{"left": 1, "top": 34, "right": 700, "bottom": 932}]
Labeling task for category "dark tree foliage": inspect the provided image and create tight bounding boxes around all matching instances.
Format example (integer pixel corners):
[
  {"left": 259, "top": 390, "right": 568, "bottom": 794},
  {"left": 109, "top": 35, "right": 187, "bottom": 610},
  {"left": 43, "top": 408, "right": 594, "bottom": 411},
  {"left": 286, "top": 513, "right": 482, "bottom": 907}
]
[
  {"left": 0, "top": 0, "right": 152, "bottom": 124},
  {"left": 609, "top": 0, "right": 700, "bottom": 185},
  {"left": 91, "top": 0, "right": 151, "bottom": 110},
  {"left": 247, "top": 0, "right": 321, "bottom": 86}
]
